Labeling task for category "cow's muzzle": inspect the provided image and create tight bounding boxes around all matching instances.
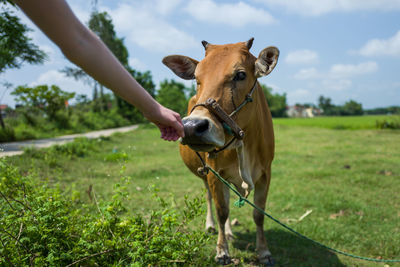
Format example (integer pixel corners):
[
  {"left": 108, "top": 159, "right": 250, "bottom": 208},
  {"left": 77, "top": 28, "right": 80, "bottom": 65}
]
[{"left": 181, "top": 117, "right": 224, "bottom": 152}]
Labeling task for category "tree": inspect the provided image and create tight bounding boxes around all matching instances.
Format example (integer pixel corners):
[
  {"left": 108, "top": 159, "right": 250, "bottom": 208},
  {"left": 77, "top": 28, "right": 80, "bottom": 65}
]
[
  {"left": 12, "top": 85, "right": 75, "bottom": 121},
  {"left": 0, "top": 6, "right": 47, "bottom": 73},
  {"left": 341, "top": 100, "right": 363, "bottom": 116},
  {"left": 0, "top": 3, "right": 47, "bottom": 130},
  {"left": 261, "top": 84, "right": 287, "bottom": 117},
  {"left": 156, "top": 79, "right": 188, "bottom": 116},
  {"left": 318, "top": 95, "right": 338, "bottom": 115}
]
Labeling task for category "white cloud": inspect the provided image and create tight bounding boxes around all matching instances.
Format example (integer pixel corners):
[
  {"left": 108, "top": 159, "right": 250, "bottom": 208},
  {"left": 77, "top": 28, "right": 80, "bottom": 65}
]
[
  {"left": 294, "top": 61, "right": 378, "bottom": 81},
  {"left": 293, "top": 61, "right": 377, "bottom": 92},
  {"left": 30, "top": 70, "right": 92, "bottom": 96},
  {"left": 185, "top": 0, "right": 276, "bottom": 27},
  {"left": 108, "top": 3, "right": 197, "bottom": 53},
  {"left": 285, "top": 49, "right": 319, "bottom": 65},
  {"left": 293, "top": 67, "right": 319, "bottom": 80},
  {"left": 128, "top": 57, "right": 146, "bottom": 71},
  {"left": 287, "top": 88, "right": 312, "bottom": 104},
  {"left": 329, "top": 61, "right": 378, "bottom": 78},
  {"left": 322, "top": 79, "right": 352, "bottom": 91},
  {"left": 255, "top": 0, "right": 400, "bottom": 16},
  {"left": 155, "top": 0, "right": 183, "bottom": 15},
  {"left": 358, "top": 30, "right": 400, "bottom": 57}
]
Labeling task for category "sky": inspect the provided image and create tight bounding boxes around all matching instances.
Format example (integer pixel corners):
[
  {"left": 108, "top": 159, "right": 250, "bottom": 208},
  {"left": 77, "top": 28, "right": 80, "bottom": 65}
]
[{"left": 1, "top": 0, "right": 400, "bottom": 109}]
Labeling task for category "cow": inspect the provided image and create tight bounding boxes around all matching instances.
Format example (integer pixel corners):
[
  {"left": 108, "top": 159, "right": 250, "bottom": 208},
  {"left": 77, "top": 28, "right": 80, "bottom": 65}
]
[{"left": 162, "top": 38, "right": 279, "bottom": 265}]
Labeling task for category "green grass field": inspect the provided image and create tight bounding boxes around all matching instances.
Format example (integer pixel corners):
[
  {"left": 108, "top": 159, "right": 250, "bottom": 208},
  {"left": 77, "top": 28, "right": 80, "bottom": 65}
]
[
  {"left": 273, "top": 115, "right": 400, "bottom": 130},
  {"left": 5, "top": 122, "right": 400, "bottom": 266}
]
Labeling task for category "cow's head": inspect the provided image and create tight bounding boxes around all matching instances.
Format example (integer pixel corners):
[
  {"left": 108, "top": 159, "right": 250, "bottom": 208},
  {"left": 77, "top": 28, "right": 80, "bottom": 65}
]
[{"left": 163, "top": 38, "right": 279, "bottom": 152}]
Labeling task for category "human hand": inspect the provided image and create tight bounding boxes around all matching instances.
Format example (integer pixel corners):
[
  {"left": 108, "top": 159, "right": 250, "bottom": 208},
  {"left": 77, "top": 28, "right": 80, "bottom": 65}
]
[{"left": 143, "top": 104, "right": 185, "bottom": 141}]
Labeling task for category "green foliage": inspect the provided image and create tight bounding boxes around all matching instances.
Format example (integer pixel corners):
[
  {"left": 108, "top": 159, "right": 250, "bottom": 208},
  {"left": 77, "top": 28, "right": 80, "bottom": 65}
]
[
  {"left": 0, "top": 125, "right": 15, "bottom": 142},
  {"left": 261, "top": 84, "right": 287, "bottom": 117},
  {"left": 0, "top": 7, "right": 47, "bottom": 73},
  {"left": 157, "top": 79, "right": 189, "bottom": 116},
  {"left": 0, "top": 158, "right": 208, "bottom": 266},
  {"left": 318, "top": 95, "right": 364, "bottom": 116},
  {"left": 376, "top": 117, "right": 400, "bottom": 129},
  {"left": 11, "top": 84, "right": 75, "bottom": 121},
  {"left": 105, "top": 151, "right": 129, "bottom": 162},
  {"left": 1, "top": 104, "right": 132, "bottom": 142},
  {"left": 365, "top": 105, "right": 400, "bottom": 115},
  {"left": 342, "top": 100, "right": 363, "bottom": 116}
]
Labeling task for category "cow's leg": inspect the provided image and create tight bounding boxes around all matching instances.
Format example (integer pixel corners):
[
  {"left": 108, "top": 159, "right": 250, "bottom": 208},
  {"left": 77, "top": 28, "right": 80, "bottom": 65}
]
[
  {"left": 203, "top": 179, "right": 216, "bottom": 233},
  {"left": 253, "top": 171, "right": 275, "bottom": 266},
  {"left": 223, "top": 185, "right": 234, "bottom": 240},
  {"left": 208, "top": 175, "right": 231, "bottom": 265}
]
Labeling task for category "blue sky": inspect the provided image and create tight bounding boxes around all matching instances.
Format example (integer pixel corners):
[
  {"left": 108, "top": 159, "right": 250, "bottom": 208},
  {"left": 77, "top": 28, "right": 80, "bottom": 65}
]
[{"left": 2, "top": 0, "right": 400, "bottom": 109}]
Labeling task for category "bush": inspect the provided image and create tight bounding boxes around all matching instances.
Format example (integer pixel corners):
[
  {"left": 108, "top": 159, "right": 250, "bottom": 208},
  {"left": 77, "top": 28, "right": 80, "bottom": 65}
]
[
  {"left": 376, "top": 118, "right": 400, "bottom": 129},
  {"left": 0, "top": 126, "right": 15, "bottom": 142},
  {"left": 0, "top": 159, "right": 208, "bottom": 266}
]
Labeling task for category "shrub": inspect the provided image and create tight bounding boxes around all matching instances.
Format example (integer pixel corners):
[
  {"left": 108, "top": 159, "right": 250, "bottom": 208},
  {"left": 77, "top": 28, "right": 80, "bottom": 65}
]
[
  {"left": 376, "top": 118, "right": 400, "bottom": 129},
  {"left": 0, "top": 126, "right": 15, "bottom": 142},
  {"left": 0, "top": 159, "right": 208, "bottom": 266}
]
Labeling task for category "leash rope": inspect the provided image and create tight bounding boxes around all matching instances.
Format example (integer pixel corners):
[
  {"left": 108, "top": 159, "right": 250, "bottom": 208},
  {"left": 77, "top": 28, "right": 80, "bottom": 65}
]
[{"left": 199, "top": 159, "right": 400, "bottom": 263}]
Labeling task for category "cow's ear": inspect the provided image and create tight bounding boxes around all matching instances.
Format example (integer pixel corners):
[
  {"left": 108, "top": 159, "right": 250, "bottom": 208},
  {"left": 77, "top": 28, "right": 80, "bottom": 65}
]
[
  {"left": 254, "top": 46, "right": 279, "bottom": 77},
  {"left": 162, "top": 55, "right": 198, "bottom": 80}
]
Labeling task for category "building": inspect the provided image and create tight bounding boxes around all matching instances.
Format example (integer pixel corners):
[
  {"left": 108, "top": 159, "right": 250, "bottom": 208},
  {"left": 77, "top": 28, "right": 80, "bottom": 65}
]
[
  {"left": 0, "top": 104, "right": 8, "bottom": 117},
  {"left": 287, "top": 105, "right": 322, "bottom": 118}
]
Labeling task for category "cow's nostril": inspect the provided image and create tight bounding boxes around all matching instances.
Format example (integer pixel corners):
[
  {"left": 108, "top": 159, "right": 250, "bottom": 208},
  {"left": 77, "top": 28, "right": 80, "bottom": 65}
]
[{"left": 195, "top": 119, "right": 209, "bottom": 135}]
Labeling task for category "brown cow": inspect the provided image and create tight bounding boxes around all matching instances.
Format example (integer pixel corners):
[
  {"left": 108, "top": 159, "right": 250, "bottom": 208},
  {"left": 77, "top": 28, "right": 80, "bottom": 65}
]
[{"left": 163, "top": 38, "right": 279, "bottom": 265}]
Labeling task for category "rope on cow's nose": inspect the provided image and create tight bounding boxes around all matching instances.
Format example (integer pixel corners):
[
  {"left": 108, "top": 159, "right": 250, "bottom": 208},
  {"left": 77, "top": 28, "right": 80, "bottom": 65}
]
[{"left": 195, "top": 152, "right": 400, "bottom": 263}]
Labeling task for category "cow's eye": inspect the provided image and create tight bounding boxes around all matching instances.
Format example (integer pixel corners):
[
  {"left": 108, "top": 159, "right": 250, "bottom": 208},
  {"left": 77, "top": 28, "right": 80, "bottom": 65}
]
[{"left": 233, "top": 71, "right": 246, "bottom": 81}]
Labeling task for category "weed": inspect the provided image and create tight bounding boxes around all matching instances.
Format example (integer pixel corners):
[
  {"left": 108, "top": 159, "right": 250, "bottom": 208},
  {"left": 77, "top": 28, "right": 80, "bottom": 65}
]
[{"left": 0, "top": 159, "right": 209, "bottom": 266}]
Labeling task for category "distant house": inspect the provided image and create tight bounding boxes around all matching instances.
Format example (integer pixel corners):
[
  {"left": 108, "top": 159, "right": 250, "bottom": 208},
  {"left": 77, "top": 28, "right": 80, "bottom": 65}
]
[
  {"left": 0, "top": 104, "right": 8, "bottom": 117},
  {"left": 287, "top": 105, "right": 322, "bottom": 118}
]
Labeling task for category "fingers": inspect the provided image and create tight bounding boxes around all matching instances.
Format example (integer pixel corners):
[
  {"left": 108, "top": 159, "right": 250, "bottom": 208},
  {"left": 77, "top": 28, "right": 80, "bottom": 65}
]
[
  {"left": 147, "top": 105, "right": 185, "bottom": 141},
  {"left": 172, "top": 112, "right": 185, "bottom": 138},
  {"left": 160, "top": 126, "right": 180, "bottom": 141}
]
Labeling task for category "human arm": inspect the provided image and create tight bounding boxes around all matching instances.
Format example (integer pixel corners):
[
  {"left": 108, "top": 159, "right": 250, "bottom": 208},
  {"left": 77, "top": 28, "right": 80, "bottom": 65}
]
[{"left": 14, "top": 0, "right": 184, "bottom": 141}]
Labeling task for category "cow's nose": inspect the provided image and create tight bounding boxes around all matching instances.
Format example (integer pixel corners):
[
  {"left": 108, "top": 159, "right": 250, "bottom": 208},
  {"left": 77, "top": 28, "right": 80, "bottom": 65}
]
[{"left": 183, "top": 118, "right": 209, "bottom": 137}]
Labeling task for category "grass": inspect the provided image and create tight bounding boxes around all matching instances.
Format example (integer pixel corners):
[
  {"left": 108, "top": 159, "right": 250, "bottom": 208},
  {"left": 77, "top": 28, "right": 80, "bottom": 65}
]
[
  {"left": 5, "top": 123, "right": 400, "bottom": 266},
  {"left": 273, "top": 115, "right": 400, "bottom": 130}
]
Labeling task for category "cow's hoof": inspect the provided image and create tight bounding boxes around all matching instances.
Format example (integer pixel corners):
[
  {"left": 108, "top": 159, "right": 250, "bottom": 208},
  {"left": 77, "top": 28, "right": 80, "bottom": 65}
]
[
  {"left": 216, "top": 255, "right": 232, "bottom": 265},
  {"left": 260, "top": 256, "right": 275, "bottom": 266}
]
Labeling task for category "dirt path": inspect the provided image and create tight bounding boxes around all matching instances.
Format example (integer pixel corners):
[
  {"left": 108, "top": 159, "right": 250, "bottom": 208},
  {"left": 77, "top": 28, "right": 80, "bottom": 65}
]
[{"left": 0, "top": 125, "right": 138, "bottom": 158}]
